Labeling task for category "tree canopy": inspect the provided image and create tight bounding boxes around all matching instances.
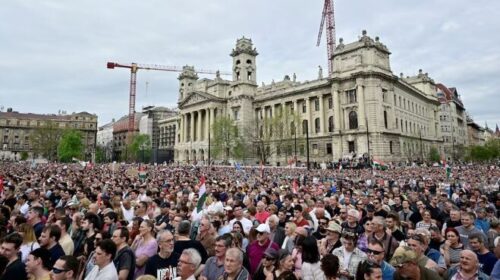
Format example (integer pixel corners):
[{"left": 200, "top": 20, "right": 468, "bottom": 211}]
[
  {"left": 57, "top": 129, "right": 84, "bottom": 162},
  {"left": 127, "top": 134, "right": 151, "bottom": 163},
  {"left": 30, "top": 120, "right": 64, "bottom": 161},
  {"left": 210, "top": 116, "right": 245, "bottom": 162}
]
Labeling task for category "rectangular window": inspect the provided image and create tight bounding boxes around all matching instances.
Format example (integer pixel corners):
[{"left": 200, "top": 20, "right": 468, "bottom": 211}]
[
  {"left": 348, "top": 141, "right": 355, "bottom": 153},
  {"left": 302, "top": 102, "right": 307, "bottom": 113},
  {"left": 346, "top": 89, "right": 357, "bottom": 104},
  {"left": 326, "top": 143, "right": 332, "bottom": 154},
  {"left": 328, "top": 97, "right": 333, "bottom": 109},
  {"left": 233, "top": 108, "right": 240, "bottom": 120},
  {"left": 314, "top": 99, "right": 320, "bottom": 111}
]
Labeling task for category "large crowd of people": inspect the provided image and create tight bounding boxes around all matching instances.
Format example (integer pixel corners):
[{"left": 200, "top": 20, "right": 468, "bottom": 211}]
[{"left": 0, "top": 161, "right": 498, "bottom": 280}]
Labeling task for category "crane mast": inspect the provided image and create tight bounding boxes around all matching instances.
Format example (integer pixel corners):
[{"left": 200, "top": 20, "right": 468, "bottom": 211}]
[
  {"left": 107, "top": 62, "right": 229, "bottom": 133},
  {"left": 317, "top": 0, "right": 336, "bottom": 76}
]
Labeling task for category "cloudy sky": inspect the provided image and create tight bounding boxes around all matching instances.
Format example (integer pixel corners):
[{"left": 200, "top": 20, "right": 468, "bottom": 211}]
[{"left": 1, "top": 0, "right": 499, "bottom": 129}]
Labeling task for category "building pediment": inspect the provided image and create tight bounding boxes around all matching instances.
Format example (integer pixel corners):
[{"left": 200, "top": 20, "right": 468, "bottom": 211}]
[{"left": 178, "top": 91, "right": 225, "bottom": 108}]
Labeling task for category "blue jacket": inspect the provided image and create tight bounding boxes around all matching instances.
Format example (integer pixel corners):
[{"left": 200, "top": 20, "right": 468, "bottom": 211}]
[{"left": 381, "top": 261, "right": 395, "bottom": 280}]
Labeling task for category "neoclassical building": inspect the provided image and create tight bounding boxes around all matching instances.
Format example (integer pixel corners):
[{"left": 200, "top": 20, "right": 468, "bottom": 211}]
[{"left": 172, "top": 31, "right": 443, "bottom": 165}]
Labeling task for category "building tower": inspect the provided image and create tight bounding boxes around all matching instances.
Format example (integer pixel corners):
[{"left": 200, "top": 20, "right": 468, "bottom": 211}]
[
  {"left": 230, "top": 37, "right": 258, "bottom": 89},
  {"left": 177, "top": 65, "right": 199, "bottom": 101}
]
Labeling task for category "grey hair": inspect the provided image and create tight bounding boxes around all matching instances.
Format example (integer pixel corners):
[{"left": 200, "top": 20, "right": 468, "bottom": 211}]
[
  {"left": 267, "top": 214, "right": 279, "bottom": 224},
  {"left": 182, "top": 248, "right": 202, "bottom": 268},
  {"left": 156, "top": 230, "right": 173, "bottom": 243},
  {"left": 347, "top": 209, "right": 359, "bottom": 219},
  {"left": 372, "top": 216, "right": 386, "bottom": 228},
  {"left": 226, "top": 247, "right": 243, "bottom": 263}
]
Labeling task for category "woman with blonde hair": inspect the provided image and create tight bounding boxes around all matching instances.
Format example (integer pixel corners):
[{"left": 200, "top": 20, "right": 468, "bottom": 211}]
[
  {"left": 18, "top": 223, "right": 40, "bottom": 262},
  {"left": 282, "top": 222, "right": 296, "bottom": 253}
]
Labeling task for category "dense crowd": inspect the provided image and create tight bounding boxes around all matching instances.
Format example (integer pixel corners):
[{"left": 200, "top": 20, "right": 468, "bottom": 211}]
[{"left": 0, "top": 161, "right": 498, "bottom": 280}]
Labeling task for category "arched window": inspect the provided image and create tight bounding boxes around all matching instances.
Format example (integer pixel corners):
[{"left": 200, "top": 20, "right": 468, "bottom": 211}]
[
  {"left": 302, "top": 120, "right": 308, "bottom": 135},
  {"left": 349, "top": 111, "right": 358, "bottom": 129},
  {"left": 315, "top": 118, "right": 320, "bottom": 133},
  {"left": 328, "top": 116, "right": 334, "bottom": 132}
]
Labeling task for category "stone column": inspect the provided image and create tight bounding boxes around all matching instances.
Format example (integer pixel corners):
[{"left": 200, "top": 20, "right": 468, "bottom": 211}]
[
  {"left": 357, "top": 79, "right": 366, "bottom": 129},
  {"left": 190, "top": 112, "right": 194, "bottom": 142},
  {"left": 197, "top": 110, "right": 202, "bottom": 142},
  {"left": 334, "top": 91, "right": 341, "bottom": 132},
  {"left": 319, "top": 95, "right": 325, "bottom": 134},
  {"left": 307, "top": 97, "right": 312, "bottom": 134},
  {"left": 205, "top": 108, "right": 210, "bottom": 141}
]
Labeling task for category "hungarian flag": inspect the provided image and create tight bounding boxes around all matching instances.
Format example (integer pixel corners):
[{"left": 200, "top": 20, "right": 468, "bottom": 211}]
[
  {"left": 196, "top": 176, "right": 207, "bottom": 213},
  {"left": 0, "top": 176, "right": 4, "bottom": 194},
  {"left": 440, "top": 158, "right": 451, "bottom": 178},
  {"left": 372, "top": 159, "right": 388, "bottom": 170},
  {"left": 338, "top": 163, "right": 343, "bottom": 172},
  {"left": 292, "top": 179, "right": 299, "bottom": 194}
]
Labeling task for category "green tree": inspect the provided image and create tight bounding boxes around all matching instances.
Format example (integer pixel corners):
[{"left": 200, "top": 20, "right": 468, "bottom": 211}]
[
  {"left": 428, "top": 146, "right": 440, "bottom": 163},
  {"left": 465, "top": 138, "right": 500, "bottom": 162},
  {"left": 30, "top": 120, "right": 64, "bottom": 161},
  {"left": 95, "top": 145, "right": 106, "bottom": 163},
  {"left": 249, "top": 109, "right": 303, "bottom": 164},
  {"left": 20, "top": 151, "right": 29, "bottom": 161},
  {"left": 210, "top": 116, "right": 245, "bottom": 162},
  {"left": 127, "top": 134, "right": 151, "bottom": 163},
  {"left": 57, "top": 130, "right": 84, "bottom": 162}
]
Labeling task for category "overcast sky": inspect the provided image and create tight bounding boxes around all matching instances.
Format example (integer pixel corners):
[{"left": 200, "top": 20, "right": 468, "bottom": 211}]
[{"left": 1, "top": 0, "right": 499, "bottom": 129}]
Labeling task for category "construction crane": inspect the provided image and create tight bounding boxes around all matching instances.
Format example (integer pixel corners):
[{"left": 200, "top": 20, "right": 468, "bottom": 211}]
[
  {"left": 316, "top": 0, "right": 336, "bottom": 76},
  {"left": 107, "top": 62, "right": 230, "bottom": 133}
]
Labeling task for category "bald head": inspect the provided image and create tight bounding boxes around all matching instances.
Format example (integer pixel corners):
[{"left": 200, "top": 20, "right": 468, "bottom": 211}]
[
  {"left": 296, "top": 227, "right": 308, "bottom": 237},
  {"left": 459, "top": 249, "right": 480, "bottom": 273}
]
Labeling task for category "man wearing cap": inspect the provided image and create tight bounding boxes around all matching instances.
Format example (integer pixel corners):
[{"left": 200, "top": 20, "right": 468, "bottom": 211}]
[
  {"left": 254, "top": 247, "right": 278, "bottom": 280},
  {"left": 247, "top": 223, "right": 280, "bottom": 276},
  {"left": 390, "top": 246, "right": 442, "bottom": 280},
  {"left": 320, "top": 221, "right": 342, "bottom": 256}
]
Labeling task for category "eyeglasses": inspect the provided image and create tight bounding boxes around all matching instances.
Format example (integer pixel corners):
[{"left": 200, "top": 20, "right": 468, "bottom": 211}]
[
  {"left": 52, "top": 267, "right": 70, "bottom": 274},
  {"left": 340, "top": 212, "right": 347, "bottom": 214},
  {"left": 367, "top": 248, "right": 384, "bottom": 255}
]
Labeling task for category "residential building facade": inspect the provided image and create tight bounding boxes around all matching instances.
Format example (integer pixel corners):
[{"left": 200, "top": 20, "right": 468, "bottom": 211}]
[{"left": 0, "top": 108, "right": 97, "bottom": 161}]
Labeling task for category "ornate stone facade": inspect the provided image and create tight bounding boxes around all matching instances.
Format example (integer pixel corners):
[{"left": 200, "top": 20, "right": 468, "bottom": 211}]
[{"left": 173, "top": 33, "right": 443, "bottom": 165}]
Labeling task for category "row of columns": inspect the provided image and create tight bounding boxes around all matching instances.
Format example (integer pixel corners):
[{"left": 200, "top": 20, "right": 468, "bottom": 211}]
[
  {"left": 258, "top": 95, "right": 331, "bottom": 135},
  {"left": 180, "top": 107, "right": 217, "bottom": 143}
]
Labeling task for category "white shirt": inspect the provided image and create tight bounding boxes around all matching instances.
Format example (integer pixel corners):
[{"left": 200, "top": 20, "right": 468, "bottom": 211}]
[
  {"left": 20, "top": 202, "right": 29, "bottom": 215},
  {"left": 84, "top": 261, "right": 118, "bottom": 280},
  {"left": 121, "top": 204, "right": 134, "bottom": 223},
  {"left": 229, "top": 217, "right": 253, "bottom": 235}
]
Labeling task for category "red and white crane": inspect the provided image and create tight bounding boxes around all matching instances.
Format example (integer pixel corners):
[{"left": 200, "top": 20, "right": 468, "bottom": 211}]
[
  {"left": 106, "top": 62, "right": 229, "bottom": 133},
  {"left": 316, "top": 0, "right": 336, "bottom": 76}
]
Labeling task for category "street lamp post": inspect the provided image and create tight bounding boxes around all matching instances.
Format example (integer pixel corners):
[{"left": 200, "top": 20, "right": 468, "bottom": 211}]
[{"left": 306, "top": 121, "right": 310, "bottom": 170}]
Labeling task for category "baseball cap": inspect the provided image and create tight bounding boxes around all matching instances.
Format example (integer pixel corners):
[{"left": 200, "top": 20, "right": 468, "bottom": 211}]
[
  {"left": 390, "top": 246, "right": 417, "bottom": 267},
  {"left": 264, "top": 248, "right": 278, "bottom": 259},
  {"left": 255, "top": 223, "right": 270, "bottom": 233}
]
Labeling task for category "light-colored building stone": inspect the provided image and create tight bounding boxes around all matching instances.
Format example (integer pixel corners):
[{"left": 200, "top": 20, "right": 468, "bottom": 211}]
[
  {"left": 0, "top": 108, "right": 97, "bottom": 161},
  {"left": 436, "top": 84, "right": 468, "bottom": 160},
  {"left": 173, "top": 32, "right": 444, "bottom": 165},
  {"left": 466, "top": 116, "right": 485, "bottom": 146},
  {"left": 97, "top": 120, "right": 114, "bottom": 162}
]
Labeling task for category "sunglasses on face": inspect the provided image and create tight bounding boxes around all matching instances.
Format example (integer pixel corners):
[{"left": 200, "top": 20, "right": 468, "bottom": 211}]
[
  {"left": 52, "top": 267, "right": 70, "bottom": 274},
  {"left": 367, "top": 248, "right": 384, "bottom": 255}
]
